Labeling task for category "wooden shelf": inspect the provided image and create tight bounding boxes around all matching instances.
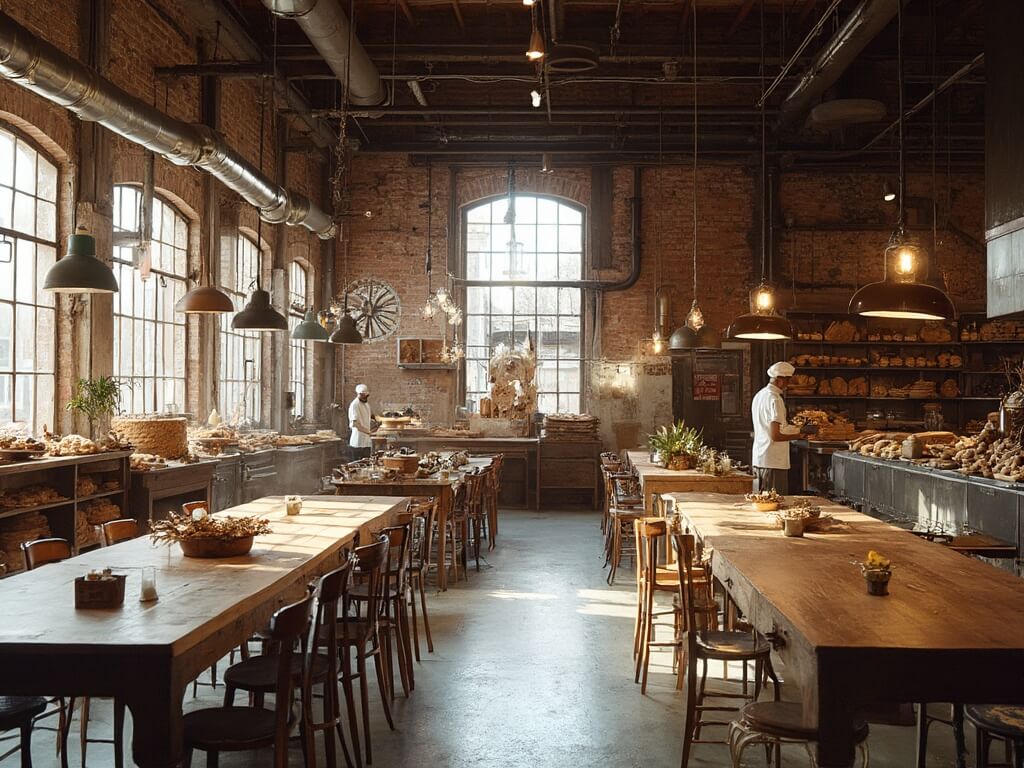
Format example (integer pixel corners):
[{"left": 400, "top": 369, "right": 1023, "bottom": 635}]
[
  {"left": 0, "top": 498, "right": 74, "bottom": 521},
  {"left": 77, "top": 488, "right": 124, "bottom": 503}
]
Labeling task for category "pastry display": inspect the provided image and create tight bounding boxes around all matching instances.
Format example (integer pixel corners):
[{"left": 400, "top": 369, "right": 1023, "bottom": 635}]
[
  {"left": 0, "top": 484, "right": 66, "bottom": 510},
  {"left": 45, "top": 433, "right": 100, "bottom": 456},
  {"left": 81, "top": 498, "right": 121, "bottom": 525},
  {"left": 543, "top": 413, "right": 600, "bottom": 440},
  {"left": 130, "top": 453, "right": 167, "bottom": 471},
  {"left": 111, "top": 416, "right": 188, "bottom": 459},
  {"left": 0, "top": 512, "right": 51, "bottom": 573}
]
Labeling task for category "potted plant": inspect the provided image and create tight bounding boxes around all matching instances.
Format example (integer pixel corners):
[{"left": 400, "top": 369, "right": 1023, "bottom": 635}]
[
  {"left": 150, "top": 506, "right": 273, "bottom": 558},
  {"left": 66, "top": 376, "right": 124, "bottom": 438},
  {"left": 648, "top": 421, "right": 704, "bottom": 471},
  {"left": 860, "top": 550, "right": 893, "bottom": 596}
]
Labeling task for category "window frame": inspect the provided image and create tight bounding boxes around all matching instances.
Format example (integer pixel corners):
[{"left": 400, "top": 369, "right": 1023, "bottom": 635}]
[
  {"left": 288, "top": 260, "right": 311, "bottom": 419},
  {"left": 0, "top": 120, "right": 60, "bottom": 433},
  {"left": 218, "top": 231, "right": 264, "bottom": 425},
  {"left": 459, "top": 193, "right": 587, "bottom": 415},
  {"left": 111, "top": 184, "right": 189, "bottom": 415}
]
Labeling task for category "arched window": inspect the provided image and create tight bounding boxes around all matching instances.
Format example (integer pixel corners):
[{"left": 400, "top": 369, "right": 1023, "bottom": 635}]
[
  {"left": 219, "top": 234, "right": 263, "bottom": 423},
  {"left": 463, "top": 194, "right": 584, "bottom": 414},
  {"left": 112, "top": 185, "right": 188, "bottom": 414},
  {"left": 288, "top": 261, "right": 310, "bottom": 419},
  {"left": 0, "top": 124, "right": 57, "bottom": 433}
]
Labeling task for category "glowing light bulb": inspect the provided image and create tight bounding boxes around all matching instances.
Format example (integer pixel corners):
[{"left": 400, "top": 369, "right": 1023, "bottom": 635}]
[
  {"left": 448, "top": 308, "right": 463, "bottom": 326},
  {"left": 422, "top": 298, "right": 437, "bottom": 320},
  {"left": 754, "top": 286, "right": 774, "bottom": 313},
  {"left": 652, "top": 332, "right": 665, "bottom": 354},
  {"left": 895, "top": 248, "right": 916, "bottom": 277},
  {"left": 686, "top": 300, "right": 705, "bottom": 331},
  {"left": 530, "top": 90, "right": 542, "bottom": 108}
]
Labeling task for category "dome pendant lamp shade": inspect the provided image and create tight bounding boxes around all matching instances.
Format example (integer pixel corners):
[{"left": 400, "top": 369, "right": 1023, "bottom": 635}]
[
  {"left": 526, "top": 25, "right": 545, "bottom": 60},
  {"left": 669, "top": 322, "right": 722, "bottom": 351},
  {"left": 291, "top": 309, "right": 331, "bottom": 341},
  {"left": 175, "top": 284, "right": 235, "bottom": 313},
  {"left": 231, "top": 288, "right": 288, "bottom": 331},
  {"left": 329, "top": 311, "right": 363, "bottom": 344},
  {"left": 727, "top": 282, "right": 793, "bottom": 341},
  {"left": 43, "top": 227, "right": 119, "bottom": 294}
]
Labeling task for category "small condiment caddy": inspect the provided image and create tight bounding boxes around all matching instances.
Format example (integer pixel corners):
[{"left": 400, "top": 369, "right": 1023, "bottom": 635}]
[{"left": 74, "top": 568, "right": 126, "bottom": 608}]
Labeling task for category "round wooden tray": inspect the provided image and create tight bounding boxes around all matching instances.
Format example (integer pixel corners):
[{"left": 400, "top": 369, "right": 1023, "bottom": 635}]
[
  {"left": 179, "top": 536, "right": 254, "bottom": 558},
  {"left": 751, "top": 501, "right": 781, "bottom": 512}
]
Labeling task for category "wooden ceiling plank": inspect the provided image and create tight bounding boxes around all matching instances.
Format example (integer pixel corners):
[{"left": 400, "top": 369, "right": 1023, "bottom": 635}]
[
  {"left": 725, "top": 0, "right": 757, "bottom": 38},
  {"left": 452, "top": 0, "right": 466, "bottom": 30},
  {"left": 398, "top": 0, "right": 417, "bottom": 25}
]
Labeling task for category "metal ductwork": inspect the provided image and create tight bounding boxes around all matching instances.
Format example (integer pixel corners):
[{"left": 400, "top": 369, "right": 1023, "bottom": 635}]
[
  {"left": 0, "top": 11, "right": 336, "bottom": 239},
  {"left": 777, "top": 0, "right": 902, "bottom": 132},
  {"left": 263, "top": 0, "right": 386, "bottom": 107}
]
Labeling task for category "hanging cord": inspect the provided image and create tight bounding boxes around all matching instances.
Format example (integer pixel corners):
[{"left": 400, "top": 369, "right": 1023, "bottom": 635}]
[
  {"left": 896, "top": 0, "right": 905, "bottom": 229},
  {"left": 929, "top": 0, "right": 938, "bottom": 269},
  {"left": 425, "top": 164, "right": 433, "bottom": 290},
  {"left": 254, "top": 71, "right": 267, "bottom": 291},
  {"left": 759, "top": 0, "right": 767, "bottom": 285},
  {"left": 691, "top": 0, "right": 698, "bottom": 302}
]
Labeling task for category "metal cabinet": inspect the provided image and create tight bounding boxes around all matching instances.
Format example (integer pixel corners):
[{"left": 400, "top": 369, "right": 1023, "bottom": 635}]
[
  {"left": 240, "top": 451, "right": 278, "bottom": 503},
  {"left": 897, "top": 468, "right": 968, "bottom": 532},
  {"left": 967, "top": 481, "right": 1019, "bottom": 545},
  {"left": 863, "top": 460, "right": 894, "bottom": 515},
  {"left": 211, "top": 455, "right": 240, "bottom": 514},
  {"left": 833, "top": 452, "right": 864, "bottom": 507}
]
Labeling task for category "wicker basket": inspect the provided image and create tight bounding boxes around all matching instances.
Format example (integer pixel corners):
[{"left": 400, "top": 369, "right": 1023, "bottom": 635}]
[{"left": 178, "top": 536, "right": 254, "bottom": 558}]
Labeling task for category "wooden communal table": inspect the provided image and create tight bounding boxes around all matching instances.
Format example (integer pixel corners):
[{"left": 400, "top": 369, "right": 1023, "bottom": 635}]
[
  {"left": 662, "top": 491, "right": 1024, "bottom": 768},
  {"left": 0, "top": 494, "right": 405, "bottom": 768},
  {"left": 625, "top": 450, "right": 753, "bottom": 513}
]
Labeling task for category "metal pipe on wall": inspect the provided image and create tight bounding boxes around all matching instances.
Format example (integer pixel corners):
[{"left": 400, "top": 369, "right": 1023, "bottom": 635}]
[{"left": 0, "top": 10, "right": 337, "bottom": 239}]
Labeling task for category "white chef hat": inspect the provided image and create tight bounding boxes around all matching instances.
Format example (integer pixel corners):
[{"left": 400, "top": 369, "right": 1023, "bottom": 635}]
[
  {"left": 767, "top": 361, "right": 796, "bottom": 378},
  {"left": 355, "top": 384, "right": 369, "bottom": 394}
]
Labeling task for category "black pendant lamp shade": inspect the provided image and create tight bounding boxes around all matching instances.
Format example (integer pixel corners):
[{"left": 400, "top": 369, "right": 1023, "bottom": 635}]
[
  {"left": 329, "top": 310, "right": 363, "bottom": 344},
  {"left": 291, "top": 309, "right": 331, "bottom": 341},
  {"left": 669, "top": 323, "right": 722, "bottom": 350},
  {"left": 43, "top": 228, "right": 119, "bottom": 294},
  {"left": 727, "top": 312, "right": 793, "bottom": 341},
  {"left": 175, "top": 284, "right": 235, "bottom": 314},
  {"left": 231, "top": 288, "right": 288, "bottom": 331}
]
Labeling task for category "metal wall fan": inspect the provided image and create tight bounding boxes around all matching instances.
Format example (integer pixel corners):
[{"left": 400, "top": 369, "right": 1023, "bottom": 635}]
[{"left": 343, "top": 278, "right": 402, "bottom": 342}]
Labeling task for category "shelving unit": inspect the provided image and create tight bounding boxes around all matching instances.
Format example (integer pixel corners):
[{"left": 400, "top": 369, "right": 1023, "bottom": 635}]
[
  {"left": 0, "top": 451, "right": 131, "bottom": 575},
  {"left": 784, "top": 313, "right": 1024, "bottom": 431}
]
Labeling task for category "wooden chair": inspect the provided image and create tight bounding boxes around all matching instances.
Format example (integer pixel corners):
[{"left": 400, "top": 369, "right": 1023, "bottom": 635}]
[
  {"left": 183, "top": 589, "right": 316, "bottom": 768},
  {"left": 672, "top": 532, "right": 777, "bottom": 766},
  {"left": 480, "top": 454, "right": 503, "bottom": 550},
  {"left": 465, "top": 468, "right": 491, "bottom": 571},
  {"left": 0, "top": 696, "right": 46, "bottom": 768},
  {"left": 405, "top": 500, "right": 435, "bottom": 659},
  {"left": 442, "top": 483, "right": 469, "bottom": 584},
  {"left": 349, "top": 522, "right": 414, "bottom": 701},
  {"left": 100, "top": 519, "right": 138, "bottom": 546},
  {"left": 20, "top": 538, "right": 71, "bottom": 571},
  {"left": 606, "top": 473, "right": 643, "bottom": 585},
  {"left": 727, "top": 701, "right": 870, "bottom": 768},
  {"left": 633, "top": 517, "right": 681, "bottom": 693},
  {"left": 225, "top": 560, "right": 357, "bottom": 768},
  {"left": 599, "top": 453, "right": 622, "bottom": 533},
  {"left": 339, "top": 537, "right": 395, "bottom": 766},
  {"left": 966, "top": 704, "right": 1024, "bottom": 768}
]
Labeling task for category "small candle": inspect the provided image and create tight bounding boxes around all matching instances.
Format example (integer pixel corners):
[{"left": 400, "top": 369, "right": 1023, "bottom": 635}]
[
  {"left": 140, "top": 566, "right": 158, "bottom": 602},
  {"left": 191, "top": 507, "right": 207, "bottom": 522},
  {"left": 285, "top": 495, "right": 302, "bottom": 516}
]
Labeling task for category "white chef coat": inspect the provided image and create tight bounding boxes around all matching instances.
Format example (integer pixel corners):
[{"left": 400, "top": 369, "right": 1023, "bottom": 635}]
[
  {"left": 348, "top": 397, "right": 373, "bottom": 448},
  {"left": 751, "top": 383, "right": 790, "bottom": 469}
]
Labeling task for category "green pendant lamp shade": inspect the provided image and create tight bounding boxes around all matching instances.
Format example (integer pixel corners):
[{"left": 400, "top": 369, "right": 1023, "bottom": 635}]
[
  {"left": 292, "top": 309, "right": 330, "bottom": 341},
  {"left": 43, "top": 228, "right": 118, "bottom": 294},
  {"left": 231, "top": 288, "right": 288, "bottom": 331},
  {"left": 175, "top": 284, "right": 235, "bottom": 314},
  {"left": 329, "top": 310, "right": 363, "bottom": 344}
]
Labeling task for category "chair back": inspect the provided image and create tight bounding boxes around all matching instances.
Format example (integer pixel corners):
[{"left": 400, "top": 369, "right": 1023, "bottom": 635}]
[
  {"left": 379, "top": 521, "right": 412, "bottom": 588},
  {"left": 611, "top": 471, "right": 641, "bottom": 507},
  {"left": 347, "top": 536, "right": 389, "bottom": 643},
  {"left": 634, "top": 517, "right": 667, "bottom": 585},
  {"left": 406, "top": 500, "right": 435, "bottom": 572},
  {"left": 314, "top": 555, "right": 355, "bottom": 659},
  {"left": 101, "top": 518, "right": 138, "bottom": 546},
  {"left": 670, "top": 532, "right": 700, "bottom": 632},
  {"left": 267, "top": 588, "right": 315, "bottom": 768},
  {"left": 465, "top": 468, "right": 489, "bottom": 519},
  {"left": 21, "top": 537, "right": 71, "bottom": 570}
]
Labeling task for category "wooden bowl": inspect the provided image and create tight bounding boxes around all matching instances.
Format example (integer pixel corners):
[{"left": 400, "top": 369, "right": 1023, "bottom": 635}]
[
  {"left": 179, "top": 536, "right": 254, "bottom": 558},
  {"left": 751, "top": 501, "right": 781, "bottom": 512}
]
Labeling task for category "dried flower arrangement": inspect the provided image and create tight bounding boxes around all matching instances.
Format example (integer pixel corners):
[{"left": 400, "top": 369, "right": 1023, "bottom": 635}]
[{"left": 150, "top": 511, "right": 272, "bottom": 545}]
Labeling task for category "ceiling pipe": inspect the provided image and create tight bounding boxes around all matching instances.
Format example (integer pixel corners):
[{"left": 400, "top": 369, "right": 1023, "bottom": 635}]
[
  {"left": 0, "top": 11, "right": 336, "bottom": 239},
  {"left": 454, "top": 166, "right": 641, "bottom": 291},
  {"left": 776, "top": 0, "right": 903, "bottom": 132},
  {"left": 262, "top": 0, "right": 386, "bottom": 106}
]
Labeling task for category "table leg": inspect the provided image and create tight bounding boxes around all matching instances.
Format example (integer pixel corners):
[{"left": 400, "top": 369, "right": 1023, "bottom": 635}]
[
  {"left": 815, "top": 705, "right": 857, "bottom": 768},
  {"left": 123, "top": 676, "right": 185, "bottom": 768},
  {"left": 436, "top": 484, "right": 452, "bottom": 591}
]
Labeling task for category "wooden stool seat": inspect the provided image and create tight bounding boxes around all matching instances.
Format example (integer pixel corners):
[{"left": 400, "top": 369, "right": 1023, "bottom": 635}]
[
  {"left": 222, "top": 653, "right": 331, "bottom": 692},
  {"left": 966, "top": 705, "right": 1024, "bottom": 739},
  {"left": 183, "top": 705, "right": 285, "bottom": 751},
  {"left": 0, "top": 696, "right": 46, "bottom": 729},
  {"left": 695, "top": 630, "right": 772, "bottom": 659},
  {"left": 742, "top": 701, "right": 868, "bottom": 742}
]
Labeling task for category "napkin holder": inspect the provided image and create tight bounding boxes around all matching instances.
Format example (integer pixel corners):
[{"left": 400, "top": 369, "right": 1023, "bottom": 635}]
[{"left": 75, "top": 574, "right": 126, "bottom": 609}]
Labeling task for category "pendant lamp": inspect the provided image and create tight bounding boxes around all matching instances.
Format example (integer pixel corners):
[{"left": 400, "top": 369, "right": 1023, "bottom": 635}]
[
  {"left": 669, "top": 1, "right": 720, "bottom": 352},
  {"left": 43, "top": 226, "right": 119, "bottom": 294},
  {"left": 849, "top": 0, "right": 954, "bottom": 321},
  {"left": 176, "top": 225, "right": 233, "bottom": 313},
  {"left": 526, "top": 5, "right": 545, "bottom": 60},
  {"left": 728, "top": 0, "right": 791, "bottom": 342},
  {"left": 330, "top": 295, "right": 363, "bottom": 344},
  {"left": 291, "top": 308, "right": 330, "bottom": 341}
]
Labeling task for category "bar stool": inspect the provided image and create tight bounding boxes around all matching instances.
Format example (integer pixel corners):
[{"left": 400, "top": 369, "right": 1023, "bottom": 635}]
[
  {"left": 606, "top": 472, "right": 642, "bottom": 585},
  {"left": 966, "top": 704, "right": 1024, "bottom": 768},
  {"left": 484, "top": 454, "right": 502, "bottom": 550},
  {"left": 727, "top": 701, "right": 870, "bottom": 768},
  {"left": 465, "top": 468, "right": 491, "bottom": 570},
  {"left": 0, "top": 696, "right": 46, "bottom": 768},
  {"left": 599, "top": 453, "right": 622, "bottom": 533},
  {"left": 405, "top": 500, "right": 435, "bottom": 659},
  {"left": 100, "top": 519, "right": 138, "bottom": 546},
  {"left": 672, "top": 532, "right": 777, "bottom": 766},
  {"left": 184, "top": 590, "right": 316, "bottom": 768}
]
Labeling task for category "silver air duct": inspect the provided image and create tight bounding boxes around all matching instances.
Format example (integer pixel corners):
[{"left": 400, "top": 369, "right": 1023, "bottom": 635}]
[
  {"left": 0, "top": 11, "right": 337, "bottom": 239},
  {"left": 262, "top": 0, "right": 386, "bottom": 107}
]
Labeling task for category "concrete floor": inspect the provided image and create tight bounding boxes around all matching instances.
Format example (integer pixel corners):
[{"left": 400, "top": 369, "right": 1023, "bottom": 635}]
[{"left": 22, "top": 509, "right": 968, "bottom": 767}]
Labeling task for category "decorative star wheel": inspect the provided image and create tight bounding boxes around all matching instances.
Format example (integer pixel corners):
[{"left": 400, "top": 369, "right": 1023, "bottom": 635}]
[{"left": 343, "top": 278, "right": 401, "bottom": 342}]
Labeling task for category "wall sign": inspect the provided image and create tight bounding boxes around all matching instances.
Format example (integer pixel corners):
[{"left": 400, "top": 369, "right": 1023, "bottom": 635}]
[{"left": 693, "top": 373, "right": 721, "bottom": 401}]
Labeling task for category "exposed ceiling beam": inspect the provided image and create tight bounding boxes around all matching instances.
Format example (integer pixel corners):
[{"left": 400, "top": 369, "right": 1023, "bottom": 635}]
[
  {"left": 725, "top": 0, "right": 757, "bottom": 39},
  {"left": 399, "top": 0, "right": 418, "bottom": 24},
  {"left": 451, "top": 0, "right": 465, "bottom": 30}
]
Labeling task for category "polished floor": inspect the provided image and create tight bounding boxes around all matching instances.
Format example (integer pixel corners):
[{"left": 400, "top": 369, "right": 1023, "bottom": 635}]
[{"left": 25, "top": 509, "right": 967, "bottom": 767}]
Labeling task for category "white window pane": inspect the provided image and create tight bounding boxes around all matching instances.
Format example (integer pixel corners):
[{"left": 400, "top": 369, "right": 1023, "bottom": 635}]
[
  {"left": 488, "top": 223, "right": 510, "bottom": 252},
  {"left": 13, "top": 140, "right": 35, "bottom": 194},
  {"left": 175, "top": 218, "right": 187, "bottom": 249},
  {"left": 15, "top": 239, "right": 34, "bottom": 303},
  {"left": 0, "top": 187, "right": 12, "bottom": 229},
  {"left": 35, "top": 309, "right": 54, "bottom": 372},
  {"left": 561, "top": 206, "right": 582, "bottom": 225},
  {"left": 37, "top": 157, "right": 57, "bottom": 202},
  {"left": 537, "top": 198, "right": 558, "bottom": 224},
  {"left": 513, "top": 286, "right": 536, "bottom": 315},
  {"left": 537, "top": 287, "right": 558, "bottom": 314},
  {"left": 15, "top": 304, "right": 33, "bottom": 370},
  {"left": 0, "top": 130, "right": 14, "bottom": 187},
  {"left": 515, "top": 196, "right": 536, "bottom": 224},
  {"left": 35, "top": 200, "right": 55, "bottom": 241},
  {"left": 35, "top": 374, "right": 54, "bottom": 430},
  {"left": 491, "top": 286, "right": 513, "bottom": 314},
  {"left": 466, "top": 203, "right": 490, "bottom": 224},
  {"left": 558, "top": 252, "right": 581, "bottom": 280},
  {"left": 12, "top": 192, "right": 34, "bottom": 235},
  {"left": 173, "top": 326, "right": 185, "bottom": 377},
  {"left": 537, "top": 316, "right": 558, "bottom": 358},
  {"left": 559, "top": 288, "right": 580, "bottom": 315},
  {"left": 466, "top": 223, "right": 489, "bottom": 252},
  {"left": 36, "top": 245, "right": 55, "bottom": 307},
  {"left": 0, "top": 303, "right": 12, "bottom": 371},
  {"left": 537, "top": 253, "right": 558, "bottom": 281},
  {"left": 537, "top": 393, "right": 557, "bottom": 414},
  {"left": 174, "top": 244, "right": 187, "bottom": 277},
  {"left": 14, "top": 373, "right": 32, "bottom": 423},
  {"left": 0, "top": 374, "right": 11, "bottom": 423},
  {"left": 558, "top": 224, "right": 582, "bottom": 252},
  {"left": 467, "top": 287, "right": 487, "bottom": 314}
]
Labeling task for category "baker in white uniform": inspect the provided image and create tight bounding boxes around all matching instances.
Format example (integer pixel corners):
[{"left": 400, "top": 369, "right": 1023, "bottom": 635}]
[
  {"left": 751, "top": 361, "right": 814, "bottom": 494},
  {"left": 348, "top": 383, "right": 376, "bottom": 460}
]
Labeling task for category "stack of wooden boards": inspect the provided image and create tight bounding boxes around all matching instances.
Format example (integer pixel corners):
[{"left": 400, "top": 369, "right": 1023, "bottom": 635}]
[{"left": 543, "top": 413, "right": 600, "bottom": 441}]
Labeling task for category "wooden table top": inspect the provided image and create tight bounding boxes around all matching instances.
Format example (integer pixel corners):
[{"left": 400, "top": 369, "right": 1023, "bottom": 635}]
[
  {"left": 665, "top": 492, "right": 1024, "bottom": 652},
  {"left": 626, "top": 450, "right": 751, "bottom": 482},
  {"left": 331, "top": 457, "right": 493, "bottom": 490},
  {"left": 0, "top": 495, "right": 405, "bottom": 653}
]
